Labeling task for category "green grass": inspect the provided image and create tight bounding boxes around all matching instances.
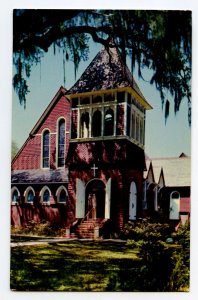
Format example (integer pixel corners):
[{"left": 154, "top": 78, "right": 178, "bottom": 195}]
[{"left": 10, "top": 240, "right": 142, "bottom": 291}]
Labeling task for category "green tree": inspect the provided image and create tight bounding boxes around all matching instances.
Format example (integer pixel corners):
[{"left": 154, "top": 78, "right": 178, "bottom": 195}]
[
  {"left": 11, "top": 140, "right": 19, "bottom": 159},
  {"left": 13, "top": 10, "right": 191, "bottom": 123}
]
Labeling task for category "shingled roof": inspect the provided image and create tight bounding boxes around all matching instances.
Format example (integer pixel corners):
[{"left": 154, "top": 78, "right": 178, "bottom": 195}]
[
  {"left": 145, "top": 155, "right": 191, "bottom": 187},
  {"left": 67, "top": 46, "right": 151, "bottom": 109},
  {"left": 11, "top": 169, "right": 68, "bottom": 184}
]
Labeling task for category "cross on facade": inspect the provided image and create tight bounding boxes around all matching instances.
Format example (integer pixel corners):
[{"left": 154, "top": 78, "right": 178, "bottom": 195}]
[{"left": 91, "top": 163, "right": 98, "bottom": 177}]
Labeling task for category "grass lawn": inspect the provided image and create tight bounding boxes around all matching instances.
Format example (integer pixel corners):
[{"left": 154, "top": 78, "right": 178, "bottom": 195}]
[{"left": 11, "top": 240, "right": 142, "bottom": 291}]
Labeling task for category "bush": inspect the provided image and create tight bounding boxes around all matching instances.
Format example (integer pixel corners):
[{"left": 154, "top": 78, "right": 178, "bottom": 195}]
[
  {"left": 11, "top": 220, "right": 66, "bottom": 237},
  {"left": 120, "top": 219, "right": 173, "bottom": 242},
  {"left": 120, "top": 220, "right": 190, "bottom": 291}
]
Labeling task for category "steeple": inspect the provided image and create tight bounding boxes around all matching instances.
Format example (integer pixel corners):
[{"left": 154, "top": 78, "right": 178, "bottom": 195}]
[
  {"left": 67, "top": 46, "right": 151, "bottom": 110},
  {"left": 67, "top": 46, "right": 152, "bottom": 149}
]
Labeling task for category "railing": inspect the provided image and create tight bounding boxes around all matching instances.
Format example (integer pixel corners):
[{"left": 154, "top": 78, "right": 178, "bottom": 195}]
[{"left": 80, "top": 207, "right": 95, "bottom": 224}]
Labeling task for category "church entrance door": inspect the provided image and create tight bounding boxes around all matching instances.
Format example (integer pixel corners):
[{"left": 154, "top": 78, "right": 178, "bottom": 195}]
[{"left": 86, "top": 179, "right": 106, "bottom": 219}]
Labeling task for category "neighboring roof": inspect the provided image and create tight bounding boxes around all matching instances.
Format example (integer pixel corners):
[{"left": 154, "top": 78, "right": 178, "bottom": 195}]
[
  {"left": 145, "top": 155, "right": 191, "bottom": 187},
  {"left": 11, "top": 169, "right": 68, "bottom": 184},
  {"left": 67, "top": 46, "right": 152, "bottom": 110}
]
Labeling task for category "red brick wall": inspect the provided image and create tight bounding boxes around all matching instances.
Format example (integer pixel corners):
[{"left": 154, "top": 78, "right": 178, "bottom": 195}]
[{"left": 12, "top": 95, "right": 71, "bottom": 170}]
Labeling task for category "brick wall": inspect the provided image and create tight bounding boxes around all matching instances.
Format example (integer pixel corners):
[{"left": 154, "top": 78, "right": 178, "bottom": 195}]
[{"left": 12, "top": 95, "right": 71, "bottom": 170}]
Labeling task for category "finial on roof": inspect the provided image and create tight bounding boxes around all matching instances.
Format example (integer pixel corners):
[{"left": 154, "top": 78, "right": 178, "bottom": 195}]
[{"left": 179, "top": 152, "right": 188, "bottom": 158}]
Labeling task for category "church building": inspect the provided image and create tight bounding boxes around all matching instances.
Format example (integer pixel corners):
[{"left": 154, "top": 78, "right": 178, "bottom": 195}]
[{"left": 11, "top": 46, "right": 152, "bottom": 238}]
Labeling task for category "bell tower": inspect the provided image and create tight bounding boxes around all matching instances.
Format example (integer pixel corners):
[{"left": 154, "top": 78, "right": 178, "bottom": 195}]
[
  {"left": 66, "top": 45, "right": 152, "bottom": 229},
  {"left": 67, "top": 46, "right": 152, "bottom": 147}
]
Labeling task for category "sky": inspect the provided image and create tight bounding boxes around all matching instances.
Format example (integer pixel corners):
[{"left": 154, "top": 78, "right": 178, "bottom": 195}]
[{"left": 12, "top": 39, "right": 191, "bottom": 159}]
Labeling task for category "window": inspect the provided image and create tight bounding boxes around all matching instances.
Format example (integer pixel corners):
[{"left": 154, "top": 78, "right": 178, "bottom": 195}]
[
  {"left": 57, "top": 119, "right": 65, "bottom": 167},
  {"left": 169, "top": 191, "right": 180, "bottom": 220},
  {"left": 126, "top": 105, "right": 131, "bottom": 136},
  {"left": 24, "top": 187, "right": 35, "bottom": 203},
  {"left": 104, "top": 93, "right": 114, "bottom": 102},
  {"left": 117, "top": 91, "right": 125, "bottom": 103},
  {"left": 42, "top": 130, "right": 50, "bottom": 168},
  {"left": 71, "top": 97, "right": 78, "bottom": 108},
  {"left": 80, "top": 112, "right": 90, "bottom": 138},
  {"left": 56, "top": 186, "right": 68, "bottom": 203},
  {"left": 92, "top": 110, "right": 102, "bottom": 137},
  {"left": 11, "top": 187, "right": 20, "bottom": 204},
  {"left": 131, "top": 111, "right": 135, "bottom": 139},
  {"left": 140, "top": 118, "right": 144, "bottom": 145},
  {"left": 80, "top": 97, "right": 90, "bottom": 105},
  {"left": 136, "top": 115, "right": 139, "bottom": 142},
  {"left": 92, "top": 95, "right": 102, "bottom": 104},
  {"left": 40, "top": 186, "right": 51, "bottom": 204},
  {"left": 104, "top": 108, "right": 114, "bottom": 136}
]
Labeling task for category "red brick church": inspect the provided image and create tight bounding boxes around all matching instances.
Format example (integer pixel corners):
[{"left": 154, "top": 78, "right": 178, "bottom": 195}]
[{"left": 11, "top": 45, "right": 154, "bottom": 237}]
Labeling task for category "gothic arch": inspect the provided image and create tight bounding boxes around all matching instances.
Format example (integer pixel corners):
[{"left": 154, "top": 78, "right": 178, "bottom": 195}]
[
  {"left": 92, "top": 110, "right": 102, "bottom": 137},
  {"left": 104, "top": 108, "right": 114, "bottom": 136}
]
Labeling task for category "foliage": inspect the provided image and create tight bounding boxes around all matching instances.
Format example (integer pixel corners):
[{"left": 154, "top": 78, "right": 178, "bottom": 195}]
[
  {"left": 11, "top": 220, "right": 65, "bottom": 237},
  {"left": 120, "top": 220, "right": 190, "bottom": 291},
  {"left": 11, "top": 140, "right": 19, "bottom": 160},
  {"left": 120, "top": 219, "right": 173, "bottom": 241},
  {"left": 13, "top": 10, "right": 191, "bottom": 123}
]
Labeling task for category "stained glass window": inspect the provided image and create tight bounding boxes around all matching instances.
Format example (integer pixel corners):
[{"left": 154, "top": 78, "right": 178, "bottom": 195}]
[
  {"left": 43, "top": 189, "right": 50, "bottom": 203},
  {"left": 27, "top": 189, "right": 34, "bottom": 203},
  {"left": 58, "top": 119, "right": 65, "bottom": 167},
  {"left": 42, "top": 130, "right": 50, "bottom": 168}
]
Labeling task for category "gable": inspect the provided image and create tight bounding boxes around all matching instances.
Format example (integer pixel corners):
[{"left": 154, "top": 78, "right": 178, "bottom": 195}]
[{"left": 12, "top": 87, "right": 71, "bottom": 170}]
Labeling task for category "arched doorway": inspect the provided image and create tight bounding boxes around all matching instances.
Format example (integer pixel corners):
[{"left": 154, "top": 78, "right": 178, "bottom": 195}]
[
  {"left": 129, "top": 181, "right": 137, "bottom": 220},
  {"left": 86, "top": 179, "right": 106, "bottom": 218}
]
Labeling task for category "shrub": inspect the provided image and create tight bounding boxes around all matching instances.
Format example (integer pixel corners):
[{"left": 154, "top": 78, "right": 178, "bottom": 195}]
[
  {"left": 120, "top": 219, "right": 173, "bottom": 242},
  {"left": 11, "top": 220, "right": 65, "bottom": 237}
]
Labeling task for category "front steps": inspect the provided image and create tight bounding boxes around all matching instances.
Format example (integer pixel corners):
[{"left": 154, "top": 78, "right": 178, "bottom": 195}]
[{"left": 76, "top": 218, "right": 106, "bottom": 239}]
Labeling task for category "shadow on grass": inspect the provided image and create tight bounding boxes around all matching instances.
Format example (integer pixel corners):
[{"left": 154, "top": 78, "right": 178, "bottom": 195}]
[{"left": 10, "top": 241, "right": 142, "bottom": 291}]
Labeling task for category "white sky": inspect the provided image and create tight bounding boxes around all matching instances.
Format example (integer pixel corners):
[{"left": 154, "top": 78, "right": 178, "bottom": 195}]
[{"left": 1, "top": 1, "right": 198, "bottom": 300}]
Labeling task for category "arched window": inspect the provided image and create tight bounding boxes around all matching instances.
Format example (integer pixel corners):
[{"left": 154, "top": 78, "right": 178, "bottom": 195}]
[
  {"left": 104, "top": 108, "right": 114, "bottom": 136},
  {"left": 56, "top": 186, "right": 68, "bottom": 204},
  {"left": 92, "top": 110, "right": 102, "bottom": 137},
  {"left": 57, "top": 119, "right": 65, "bottom": 167},
  {"left": 11, "top": 187, "right": 20, "bottom": 204},
  {"left": 40, "top": 186, "right": 51, "bottom": 204},
  {"left": 42, "top": 130, "right": 50, "bottom": 168},
  {"left": 169, "top": 191, "right": 180, "bottom": 220},
  {"left": 24, "top": 187, "right": 35, "bottom": 203},
  {"left": 131, "top": 111, "right": 135, "bottom": 139},
  {"left": 140, "top": 118, "right": 144, "bottom": 145},
  {"left": 136, "top": 115, "right": 139, "bottom": 142},
  {"left": 80, "top": 112, "right": 90, "bottom": 138}
]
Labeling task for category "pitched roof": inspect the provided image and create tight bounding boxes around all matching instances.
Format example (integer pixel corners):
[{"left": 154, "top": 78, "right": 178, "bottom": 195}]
[
  {"left": 67, "top": 47, "right": 152, "bottom": 109},
  {"left": 145, "top": 155, "right": 191, "bottom": 187},
  {"left": 11, "top": 169, "right": 68, "bottom": 184}
]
